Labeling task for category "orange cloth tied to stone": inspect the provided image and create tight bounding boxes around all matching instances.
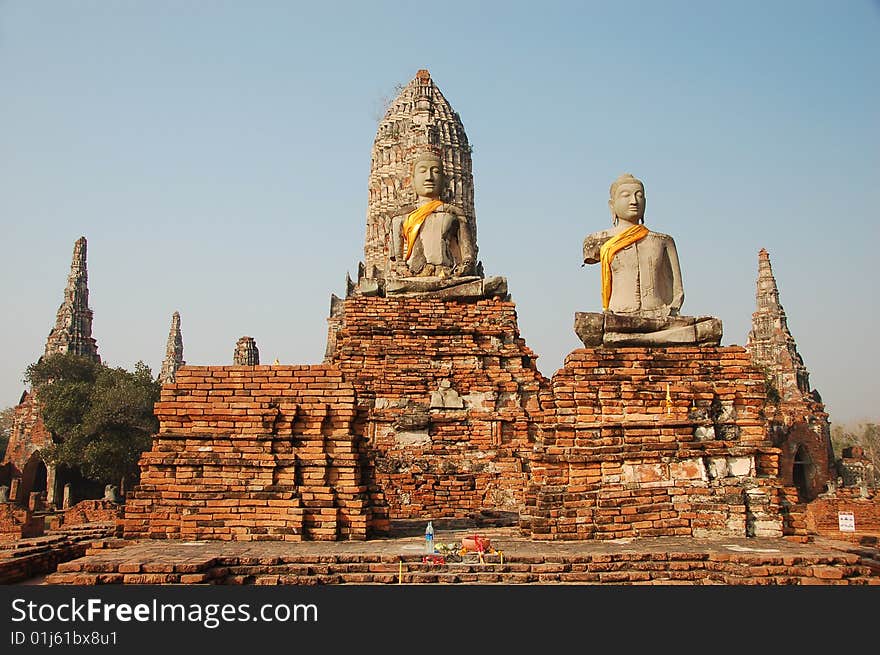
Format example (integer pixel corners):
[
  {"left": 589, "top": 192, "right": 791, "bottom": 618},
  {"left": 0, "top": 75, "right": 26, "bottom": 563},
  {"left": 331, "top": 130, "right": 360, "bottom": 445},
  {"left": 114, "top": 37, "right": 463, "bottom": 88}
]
[
  {"left": 599, "top": 224, "right": 649, "bottom": 311},
  {"left": 402, "top": 199, "right": 444, "bottom": 261}
]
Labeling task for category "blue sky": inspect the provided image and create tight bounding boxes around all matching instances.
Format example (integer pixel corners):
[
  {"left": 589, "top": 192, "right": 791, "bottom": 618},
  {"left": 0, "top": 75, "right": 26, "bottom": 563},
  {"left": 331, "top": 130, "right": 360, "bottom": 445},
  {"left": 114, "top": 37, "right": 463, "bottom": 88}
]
[{"left": 1, "top": 1, "right": 877, "bottom": 425}]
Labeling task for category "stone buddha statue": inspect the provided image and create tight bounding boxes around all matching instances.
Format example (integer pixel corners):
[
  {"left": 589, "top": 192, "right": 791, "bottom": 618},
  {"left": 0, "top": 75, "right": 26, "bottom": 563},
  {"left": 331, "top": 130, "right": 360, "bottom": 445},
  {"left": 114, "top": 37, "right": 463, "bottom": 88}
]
[
  {"left": 363, "top": 148, "right": 506, "bottom": 299},
  {"left": 390, "top": 150, "right": 476, "bottom": 280},
  {"left": 575, "top": 173, "right": 722, "bottom": 346}
]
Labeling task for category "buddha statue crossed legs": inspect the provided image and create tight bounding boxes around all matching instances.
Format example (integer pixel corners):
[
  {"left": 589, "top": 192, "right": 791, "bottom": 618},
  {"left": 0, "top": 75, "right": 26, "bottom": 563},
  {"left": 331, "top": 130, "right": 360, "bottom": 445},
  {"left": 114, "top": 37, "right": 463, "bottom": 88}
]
[{"left": 576, "top": 173, "right": 722, "bottom": 347}]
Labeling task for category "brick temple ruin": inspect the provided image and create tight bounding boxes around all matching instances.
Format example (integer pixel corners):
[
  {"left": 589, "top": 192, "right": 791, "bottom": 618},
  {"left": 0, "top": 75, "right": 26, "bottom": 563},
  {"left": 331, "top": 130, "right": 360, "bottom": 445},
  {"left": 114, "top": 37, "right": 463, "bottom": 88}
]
[{"left": 3, "top": 70, "right": 878, "bottom": 584}]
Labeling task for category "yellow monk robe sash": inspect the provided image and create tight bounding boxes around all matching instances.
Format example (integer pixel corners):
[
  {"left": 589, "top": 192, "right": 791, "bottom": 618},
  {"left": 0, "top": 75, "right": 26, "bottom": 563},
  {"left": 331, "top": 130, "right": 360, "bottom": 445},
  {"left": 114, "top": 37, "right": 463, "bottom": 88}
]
[
  {"left": 599, "top": 224, "right": 649, "bottom": 311},
  {"left": 402, "top": 199, "right": 444, "bottom": 261}
]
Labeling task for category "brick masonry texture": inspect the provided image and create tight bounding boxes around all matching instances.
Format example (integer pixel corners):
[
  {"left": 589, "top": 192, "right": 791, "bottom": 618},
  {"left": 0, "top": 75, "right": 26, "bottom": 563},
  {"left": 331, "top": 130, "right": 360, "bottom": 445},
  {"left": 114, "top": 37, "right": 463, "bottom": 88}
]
[
  {"left": 4, "top": 391, "right": 52, "bottom": 476},
  {"left": 122, "top": 365, "right": 370, "bottom": 542},
  {"left": 328, "top": 295, "right": 546, "bottom": 525},
  {"left": 0, "top": 524, "right": 116, "bottom": 584},
  {"left": 522, "top": 346, "right": 785, "bottom": 540},
  {"left": 62, "top": 499, "right": 123, "bottom": 527},
  {"left": 746, "top": 248, "right": 833, "bottom": 499},
  {"left": 129, "top": 297, "right": 846, "bottom": 544},
  {"left": 43, "top": 533, "right": 880, "bottom": 586},
  {"left": 0, "top": 503, "right": 44, "bottom": 542},
  {"left": 805, "top": 489, "right": 880, "bottom": 540}
]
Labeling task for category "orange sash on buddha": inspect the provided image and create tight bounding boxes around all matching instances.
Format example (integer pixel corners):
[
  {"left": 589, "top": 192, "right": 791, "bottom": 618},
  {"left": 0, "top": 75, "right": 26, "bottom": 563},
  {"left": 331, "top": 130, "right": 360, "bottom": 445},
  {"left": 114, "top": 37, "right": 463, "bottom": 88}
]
[
  {"left": 402, "top": 200, "right": 444, "bottom": 261},
  {"left": 599, "top": 224, "right": 649, "bottom": 311}
]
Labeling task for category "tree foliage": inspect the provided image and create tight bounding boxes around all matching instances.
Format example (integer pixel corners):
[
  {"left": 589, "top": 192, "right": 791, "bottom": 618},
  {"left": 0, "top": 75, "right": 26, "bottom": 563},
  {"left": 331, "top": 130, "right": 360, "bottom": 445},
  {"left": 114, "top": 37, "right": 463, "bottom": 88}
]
[
  {"left": 25, "top": 353, "right": 160, "bottom": 487},
  {"left": 0, "top": 405, "right": 14, "bottom": 460}
]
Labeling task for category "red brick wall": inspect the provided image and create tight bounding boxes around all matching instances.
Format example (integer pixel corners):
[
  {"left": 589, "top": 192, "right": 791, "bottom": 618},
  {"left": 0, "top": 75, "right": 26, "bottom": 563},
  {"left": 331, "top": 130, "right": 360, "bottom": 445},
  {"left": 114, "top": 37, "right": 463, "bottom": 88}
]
[
  {"left": 805, "top": 489, "right": 880, "bottom": 537},
  {"left": 0, "top": 504, "right": 44, "bottom": 542},
  {"left": 63, "top": 500, "right": 123, "bottom": 526},
  {"left": 2, "top": 392, "right": 52, "bottom": 474},
  {"left": 122, "top": 365, "right": 370, "bottom": 541},
  {"left": 767, "top": 397, "right": 833, "bottom": 501},
  {"left": 522, "top": 346, "right": 784, "bottom": 540},
  {"left": 328, "top": 296, "right": 548, "bottom": 523}
]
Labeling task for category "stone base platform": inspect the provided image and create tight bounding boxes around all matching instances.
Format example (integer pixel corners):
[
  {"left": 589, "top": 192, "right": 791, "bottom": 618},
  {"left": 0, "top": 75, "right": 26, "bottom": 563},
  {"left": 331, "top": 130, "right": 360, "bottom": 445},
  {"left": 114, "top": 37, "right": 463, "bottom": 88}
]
[
  {"left": 44, "top": 528, "right": 880, "bottom": 585},
  {"left": 0, "top": 521, "right": 117, "bottom": 584}
]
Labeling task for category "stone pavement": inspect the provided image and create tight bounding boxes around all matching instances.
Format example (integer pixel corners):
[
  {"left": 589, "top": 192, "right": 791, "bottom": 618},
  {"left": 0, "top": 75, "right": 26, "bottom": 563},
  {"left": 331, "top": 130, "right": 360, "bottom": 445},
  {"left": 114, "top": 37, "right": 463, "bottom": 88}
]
[{"left": 42, "top": 526, "right": 880, "bottom": 585}]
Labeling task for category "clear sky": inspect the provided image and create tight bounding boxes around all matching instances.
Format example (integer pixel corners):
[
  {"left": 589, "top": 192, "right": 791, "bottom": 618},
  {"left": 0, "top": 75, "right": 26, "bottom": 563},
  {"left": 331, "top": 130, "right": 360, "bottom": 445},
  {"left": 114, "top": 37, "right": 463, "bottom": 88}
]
[{"left": 1, "top": 1, "right": 877, "bottom": 425}]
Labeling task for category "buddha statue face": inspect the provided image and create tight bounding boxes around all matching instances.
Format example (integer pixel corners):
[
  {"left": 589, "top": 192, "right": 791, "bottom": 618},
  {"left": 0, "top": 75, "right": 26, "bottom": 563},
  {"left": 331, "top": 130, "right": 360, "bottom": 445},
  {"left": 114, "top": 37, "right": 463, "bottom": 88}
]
[
  {"left": 609, "top": 178, "right": 646, "bottom": 225},
  {"left": 412, "top": 155, "right": 444, "bottom": 199}
]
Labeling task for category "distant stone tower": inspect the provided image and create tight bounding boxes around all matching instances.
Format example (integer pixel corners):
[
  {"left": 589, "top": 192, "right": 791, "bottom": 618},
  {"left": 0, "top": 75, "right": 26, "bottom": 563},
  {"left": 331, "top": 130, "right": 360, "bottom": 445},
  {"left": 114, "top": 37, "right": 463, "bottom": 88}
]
[
  {"left": 43, "top": 236, "right": 100, "bottom": 363},
  {"left": 233, "top": 337, "right": 259, "bottom": 366},
  {"left": 159, "top": 311, "right": 184, "bottom": 384},
  {"left": 746, "top": 248, "right": 811, "bottom": 401},
  {"left": 363, "top": 69, "right": 476, "bottom": 279}
]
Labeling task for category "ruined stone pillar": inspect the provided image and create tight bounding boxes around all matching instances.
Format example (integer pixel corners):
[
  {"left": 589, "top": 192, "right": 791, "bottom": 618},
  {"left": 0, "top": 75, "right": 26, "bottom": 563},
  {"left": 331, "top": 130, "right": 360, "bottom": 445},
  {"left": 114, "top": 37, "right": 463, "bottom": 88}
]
[
  {"left": 45, "top": 464, "right": 58, "bottom": 509},
  {"left": 9, "top": 478, "right": 20, "bottom": 504},
  {"left": 159, "top": 311, "right": 185, "bottom": 384},
  {"left": 62, "top": 483, "right": 73, "bottom": 509}
]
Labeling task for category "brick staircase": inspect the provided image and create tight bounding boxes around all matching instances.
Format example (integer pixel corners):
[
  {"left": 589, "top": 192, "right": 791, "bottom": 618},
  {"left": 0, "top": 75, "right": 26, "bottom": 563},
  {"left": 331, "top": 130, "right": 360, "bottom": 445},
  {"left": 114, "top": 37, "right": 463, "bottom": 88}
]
[
  {"left": 780, "top": 486, "right": 811, "bottom": 542},
  {"left": 0, "top": 521, "right": 117, "bottom": 584}
]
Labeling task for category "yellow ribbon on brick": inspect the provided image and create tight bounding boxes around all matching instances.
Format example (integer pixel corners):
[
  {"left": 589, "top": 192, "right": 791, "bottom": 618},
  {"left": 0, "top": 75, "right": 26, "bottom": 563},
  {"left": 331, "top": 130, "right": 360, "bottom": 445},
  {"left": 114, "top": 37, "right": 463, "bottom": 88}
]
[
  {"left": 402, "top": 200, "right": 444, "bottom": 261},
  {"left": 599, "top": 224, "right": 649, "bottom": 311}
]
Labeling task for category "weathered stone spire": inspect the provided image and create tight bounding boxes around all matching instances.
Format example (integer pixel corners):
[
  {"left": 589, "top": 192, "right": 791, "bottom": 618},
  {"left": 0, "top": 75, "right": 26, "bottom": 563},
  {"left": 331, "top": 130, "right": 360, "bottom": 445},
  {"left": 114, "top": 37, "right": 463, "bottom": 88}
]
[
  {"left": 44, "top": 236, "right": 100, "bottom": 363},
  {"left": 233, "top": 336, "right": 259, "bottom": 366},
  {"left": 364, "top": 69, "right": 476, "bottom": 278},
  {"left": 159, "top": 311, "right": 184, "bottom": 384},
  {"left": 746, "top": 248, "right": 811, "bottom": 400}
]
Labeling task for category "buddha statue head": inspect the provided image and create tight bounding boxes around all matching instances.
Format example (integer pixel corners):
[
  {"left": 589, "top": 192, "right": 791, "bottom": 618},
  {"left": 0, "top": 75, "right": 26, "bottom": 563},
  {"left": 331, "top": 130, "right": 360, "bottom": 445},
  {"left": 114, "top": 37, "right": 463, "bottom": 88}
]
[
  {"left": 410, "top": 146, "right": 445, "bottom": 201},
  {"left": 608, "top": 173, "right": 646, "bottom": 226}
]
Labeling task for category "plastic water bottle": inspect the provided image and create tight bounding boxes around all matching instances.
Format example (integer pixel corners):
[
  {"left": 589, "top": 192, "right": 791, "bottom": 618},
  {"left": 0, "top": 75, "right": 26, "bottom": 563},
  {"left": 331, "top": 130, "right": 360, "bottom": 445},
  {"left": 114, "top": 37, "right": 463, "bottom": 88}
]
[{"left": 425, "top": 521, "right": 434, "bottom": 554}]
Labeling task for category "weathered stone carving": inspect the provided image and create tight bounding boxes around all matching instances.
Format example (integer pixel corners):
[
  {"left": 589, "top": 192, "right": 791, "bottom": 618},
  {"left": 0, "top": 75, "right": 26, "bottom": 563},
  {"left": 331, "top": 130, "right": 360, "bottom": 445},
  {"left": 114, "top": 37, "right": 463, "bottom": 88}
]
[
  {"left": 0, "top": 485, "right": 8, "bottom": 503},
  {"left": 103, "top": 484, "right": 120, "bottom": 503},
  {"left": 159, "top": 311, "right": 185, "bottom": 384},
  {"left": 390, "top": 148, "right": 476, "bottom": 280},
  {"left": 746, "top": 249, "right": 811, "bottom": 401},
  {"left": 44, "top": 236, "right": 101, "bottom": 362},
  {"left": 349, "top": 69, "right": 507, "bottom": 300},
  {"left": 430, "top": 379, "right": 465, "bottom": 409},
  {"left": 576, "top": 174, "right": 722, "bottom": 346},
  {"left": 233, "top": 336, "right": 260, "bottom": 365}
]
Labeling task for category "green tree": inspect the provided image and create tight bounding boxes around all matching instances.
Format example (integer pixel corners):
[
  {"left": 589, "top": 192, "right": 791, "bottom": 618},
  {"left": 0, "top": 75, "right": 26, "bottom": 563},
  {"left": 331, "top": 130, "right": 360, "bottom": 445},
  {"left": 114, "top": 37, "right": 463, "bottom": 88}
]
[
  {"left": 0, "top": 405, "right": 14, "bottom": 460},
  {"left": 25, "top": 353, "right": 160, "bottom": 489}
]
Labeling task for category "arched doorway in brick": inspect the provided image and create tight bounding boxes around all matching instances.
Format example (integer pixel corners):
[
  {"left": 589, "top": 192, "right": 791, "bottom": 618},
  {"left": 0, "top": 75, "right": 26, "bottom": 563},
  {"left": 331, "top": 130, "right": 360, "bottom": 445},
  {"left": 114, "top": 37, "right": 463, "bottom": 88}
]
[
  {"left": 792, "top": 444, "right": 814, "bottom": 502},
  {"left": 19, "top": 452, "right": 47, "bottom": 506}
]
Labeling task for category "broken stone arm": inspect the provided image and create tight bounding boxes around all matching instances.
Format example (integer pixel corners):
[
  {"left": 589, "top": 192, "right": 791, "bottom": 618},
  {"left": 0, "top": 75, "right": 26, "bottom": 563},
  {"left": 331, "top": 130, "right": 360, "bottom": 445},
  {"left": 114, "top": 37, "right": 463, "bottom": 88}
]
[{"left": 582, "top": 232, "right": 606, "bottom": 266}]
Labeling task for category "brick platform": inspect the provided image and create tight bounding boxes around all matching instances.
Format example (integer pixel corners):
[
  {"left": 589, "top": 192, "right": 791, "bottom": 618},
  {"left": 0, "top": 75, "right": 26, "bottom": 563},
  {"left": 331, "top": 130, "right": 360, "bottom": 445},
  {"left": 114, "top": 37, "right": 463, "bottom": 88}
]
[
  {"left": 122, "top": 365, "right": 371, "bottom": 541},
  {"left": 0, "top": 522, "right": 116, "bottom": 584},
  {"left": 329, "top": 296, "right": 547, "bottom": 524},
  {"left": 523, "top": 346, "right": 784, "bottom": 540},
  {"left": 116, "top": 297, "right": 877, "bottom": 550},
  {"left": 44, "top": 528, "right": 880, "bottom": 585}
]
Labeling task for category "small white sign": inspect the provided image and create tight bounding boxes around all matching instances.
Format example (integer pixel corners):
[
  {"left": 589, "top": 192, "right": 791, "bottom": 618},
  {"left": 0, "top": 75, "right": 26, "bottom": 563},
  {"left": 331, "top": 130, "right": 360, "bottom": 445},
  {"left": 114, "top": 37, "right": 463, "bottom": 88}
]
[{"left": 838, "top": 511, "right": 856, "bottom": 532}]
